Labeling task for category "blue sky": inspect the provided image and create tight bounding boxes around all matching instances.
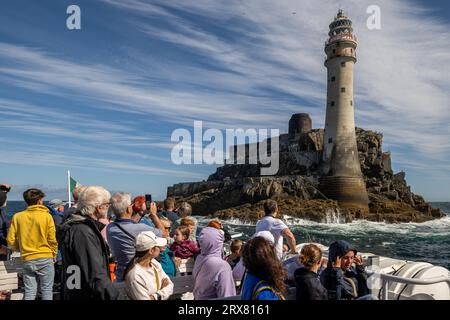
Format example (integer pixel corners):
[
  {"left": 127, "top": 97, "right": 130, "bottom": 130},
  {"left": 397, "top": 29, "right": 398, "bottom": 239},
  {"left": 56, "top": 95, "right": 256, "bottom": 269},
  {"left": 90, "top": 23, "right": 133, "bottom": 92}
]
[{"left": 0, "top": 0, "right": 449, "bottom": 201}]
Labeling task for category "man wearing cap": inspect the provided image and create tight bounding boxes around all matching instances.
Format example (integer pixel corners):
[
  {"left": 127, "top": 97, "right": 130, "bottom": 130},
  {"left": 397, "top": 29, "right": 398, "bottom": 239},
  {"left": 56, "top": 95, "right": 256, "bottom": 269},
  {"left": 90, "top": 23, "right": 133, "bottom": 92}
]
[
  {"left": 124, "top": 231, "right": 173, "bottom": 300},
  {"left": 320, "top": 240, "right": 373, "bottom": 300}
]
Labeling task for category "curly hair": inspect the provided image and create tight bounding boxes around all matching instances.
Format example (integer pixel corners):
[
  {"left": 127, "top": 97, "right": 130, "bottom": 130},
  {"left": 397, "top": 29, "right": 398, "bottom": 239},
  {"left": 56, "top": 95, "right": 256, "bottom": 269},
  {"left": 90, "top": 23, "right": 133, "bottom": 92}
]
[{"left": 242, "top": 236, "right": 287, "bottom": 294}]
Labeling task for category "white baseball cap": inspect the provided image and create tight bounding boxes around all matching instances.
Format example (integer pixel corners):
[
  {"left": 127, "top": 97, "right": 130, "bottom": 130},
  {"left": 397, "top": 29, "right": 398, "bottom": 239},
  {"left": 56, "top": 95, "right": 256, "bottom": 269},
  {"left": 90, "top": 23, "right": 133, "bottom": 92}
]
[{"left": 135, "top": 231, "right": 167, "bottom": 251}]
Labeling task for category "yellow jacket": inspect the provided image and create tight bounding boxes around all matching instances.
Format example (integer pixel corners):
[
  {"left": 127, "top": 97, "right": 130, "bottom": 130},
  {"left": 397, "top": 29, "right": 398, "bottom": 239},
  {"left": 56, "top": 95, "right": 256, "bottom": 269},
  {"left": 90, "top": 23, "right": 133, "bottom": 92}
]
[{"left": 7, "top": 204, "right": 58, "bottom": 261}]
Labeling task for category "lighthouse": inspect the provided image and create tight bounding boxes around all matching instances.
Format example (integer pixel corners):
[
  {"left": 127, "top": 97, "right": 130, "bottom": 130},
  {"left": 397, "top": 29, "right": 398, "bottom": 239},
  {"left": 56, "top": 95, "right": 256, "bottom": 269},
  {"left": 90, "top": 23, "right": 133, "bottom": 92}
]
[{"left": 319, "top": 10, "right": 369, "bottom": 213}]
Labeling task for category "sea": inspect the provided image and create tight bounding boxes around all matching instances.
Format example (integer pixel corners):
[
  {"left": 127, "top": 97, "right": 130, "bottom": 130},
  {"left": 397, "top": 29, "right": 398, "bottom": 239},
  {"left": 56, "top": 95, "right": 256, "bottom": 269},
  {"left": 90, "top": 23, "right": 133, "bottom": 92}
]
[{"left": 3, "top": 201, "right": 449, "bottom": 269}]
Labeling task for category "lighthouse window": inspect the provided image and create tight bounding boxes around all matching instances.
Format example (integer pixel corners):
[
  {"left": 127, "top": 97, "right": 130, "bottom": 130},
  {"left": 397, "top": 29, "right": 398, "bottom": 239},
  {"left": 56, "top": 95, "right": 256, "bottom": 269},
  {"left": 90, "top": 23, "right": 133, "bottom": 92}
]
[
  {"left": 332, "top": 49, "right": 336, "bottom": 54},
  {"left": 350, "top": 100, "right": 353, "bottom": 106},
  {"left": 331, "top": 76, "right": 336, "bottom": 82},
  {"left": 328, "top": 138, "right": 333, "bottom": 144},
  {"left": 341, "top": 87, "right": 346, "bottom": 92},
  {"left": 330, "top": 101, "right": 335, "bottom": 107},
  {"left": 341, "top": 62, "right": 346, "bottom": 67}
]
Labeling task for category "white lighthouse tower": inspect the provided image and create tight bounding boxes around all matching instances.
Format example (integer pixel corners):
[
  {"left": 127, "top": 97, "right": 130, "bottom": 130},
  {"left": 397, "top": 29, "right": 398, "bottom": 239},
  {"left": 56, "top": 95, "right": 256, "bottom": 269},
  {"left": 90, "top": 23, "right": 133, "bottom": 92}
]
[{"left": 320, "top": 10, "right": 369, "bottom": 213}]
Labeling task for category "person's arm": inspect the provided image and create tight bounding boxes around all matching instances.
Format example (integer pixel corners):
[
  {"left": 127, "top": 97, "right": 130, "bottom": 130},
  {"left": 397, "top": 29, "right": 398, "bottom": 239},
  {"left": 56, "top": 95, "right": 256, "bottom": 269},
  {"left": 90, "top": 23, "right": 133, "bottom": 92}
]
[
  {"left": 282, "top": 228, "right": 297, "bottom": 254},
  {"left": 188, "top": 241, "right": 200, "bottom": 255},
  {"left": 215, "top": 268, "right": 236, "bottom": 298},
  {"left": 156, "top": 269, "right": 174, "bottom": 300},
  {"left": 147, "top": 202, "right": 166, "bottom": 237},
  {"left": 354, "top": 256, "right": 370, "bottom": 297},
  {"left": 320, "top": 258, "right": 344, "bottom": 300},
  {"left": 6, "top": 216, "right": 18, "bottom": 251},
  {"left": 127, "top": 275, "right": 153, "bottom": 300},
  {"left": 46, "top": 215, "right": 58, "bottom": 260}
]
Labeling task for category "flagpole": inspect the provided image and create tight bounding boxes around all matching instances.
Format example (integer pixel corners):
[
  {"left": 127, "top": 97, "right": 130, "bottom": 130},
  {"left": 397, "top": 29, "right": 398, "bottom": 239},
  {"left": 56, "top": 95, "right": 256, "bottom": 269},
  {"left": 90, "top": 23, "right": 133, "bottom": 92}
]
[{"left": 67, "top": 170, "right": 72, "bottom": 208}]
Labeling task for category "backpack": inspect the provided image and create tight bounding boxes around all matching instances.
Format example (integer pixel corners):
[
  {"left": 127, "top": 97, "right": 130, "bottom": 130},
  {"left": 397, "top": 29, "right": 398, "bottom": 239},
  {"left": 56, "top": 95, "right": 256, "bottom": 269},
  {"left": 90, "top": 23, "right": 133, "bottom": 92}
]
[{"left": 252, "top": 280, "right": 286, "bottom": 300}]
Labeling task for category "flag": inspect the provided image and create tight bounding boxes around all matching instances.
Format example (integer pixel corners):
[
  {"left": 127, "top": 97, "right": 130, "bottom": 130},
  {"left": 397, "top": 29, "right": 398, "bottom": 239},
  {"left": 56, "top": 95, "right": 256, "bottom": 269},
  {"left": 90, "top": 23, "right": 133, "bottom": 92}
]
[{"left": 69, "top": 176, "right": 80, "bottom": 193}]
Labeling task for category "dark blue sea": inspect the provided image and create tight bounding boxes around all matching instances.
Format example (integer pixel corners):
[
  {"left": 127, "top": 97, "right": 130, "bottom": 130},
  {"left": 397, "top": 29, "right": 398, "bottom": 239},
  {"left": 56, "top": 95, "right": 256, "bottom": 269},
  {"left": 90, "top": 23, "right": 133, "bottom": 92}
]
[{"left": 3, "top": 201, "right": 450, "bottom": 269}]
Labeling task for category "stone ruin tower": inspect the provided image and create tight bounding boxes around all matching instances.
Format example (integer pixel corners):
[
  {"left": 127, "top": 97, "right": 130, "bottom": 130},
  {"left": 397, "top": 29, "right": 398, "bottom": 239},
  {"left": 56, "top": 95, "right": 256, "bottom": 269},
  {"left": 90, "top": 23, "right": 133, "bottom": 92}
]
[{"left": 319, "top": 10, "right": 369, "bottom": 213}]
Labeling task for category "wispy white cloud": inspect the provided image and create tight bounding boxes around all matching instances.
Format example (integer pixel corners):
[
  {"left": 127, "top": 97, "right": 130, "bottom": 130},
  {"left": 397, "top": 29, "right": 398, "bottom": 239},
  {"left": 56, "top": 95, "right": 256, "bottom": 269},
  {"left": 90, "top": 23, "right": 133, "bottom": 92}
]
[{"left": 0, "top": 0, "right": 449, "bottom": 192}]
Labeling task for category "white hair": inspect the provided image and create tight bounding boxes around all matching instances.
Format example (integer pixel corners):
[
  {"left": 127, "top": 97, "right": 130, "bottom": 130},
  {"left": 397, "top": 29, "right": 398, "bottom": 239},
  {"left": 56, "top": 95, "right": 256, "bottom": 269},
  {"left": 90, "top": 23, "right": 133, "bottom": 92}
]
[
  {"left": 78, "top": 186, "right": 111, "bottom": 217},
  {"left": 111, "top": 192, "right": 131, "bottom": 217},
  {"left": 178, "top": 202, "right": 192, "bottom": 217}
]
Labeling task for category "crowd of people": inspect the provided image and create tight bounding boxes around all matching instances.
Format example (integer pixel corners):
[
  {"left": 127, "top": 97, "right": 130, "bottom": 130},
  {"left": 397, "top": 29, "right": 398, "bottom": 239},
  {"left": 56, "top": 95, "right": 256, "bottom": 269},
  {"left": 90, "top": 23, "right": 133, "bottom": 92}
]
[{"left": 0, "top": 183, "right": 377, "bottom": 301}]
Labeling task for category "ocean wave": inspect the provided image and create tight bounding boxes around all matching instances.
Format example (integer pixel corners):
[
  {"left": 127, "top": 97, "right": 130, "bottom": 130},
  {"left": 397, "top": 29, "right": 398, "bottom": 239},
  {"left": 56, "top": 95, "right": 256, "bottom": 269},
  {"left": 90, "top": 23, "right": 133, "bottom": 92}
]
[{"left": 194, "top": 215, "right": 450, "bottom": 238}]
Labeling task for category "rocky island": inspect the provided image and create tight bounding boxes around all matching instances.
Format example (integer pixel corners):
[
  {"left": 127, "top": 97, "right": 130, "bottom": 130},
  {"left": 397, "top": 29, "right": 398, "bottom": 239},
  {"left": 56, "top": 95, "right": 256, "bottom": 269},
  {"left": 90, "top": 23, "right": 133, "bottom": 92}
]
[
  {"left": 167, "top": 114, "right": 445, "bottom": 224},
  {"left": 167, "top": 11, "right": 445, "bottom": 224}
]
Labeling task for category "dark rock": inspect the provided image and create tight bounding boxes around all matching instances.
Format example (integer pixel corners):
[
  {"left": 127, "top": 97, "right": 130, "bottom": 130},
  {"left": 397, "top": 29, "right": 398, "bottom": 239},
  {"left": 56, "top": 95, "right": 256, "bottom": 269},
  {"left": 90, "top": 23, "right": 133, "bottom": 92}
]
[{"left": 168, "top": 125, "right": 445, "bottom": 224}]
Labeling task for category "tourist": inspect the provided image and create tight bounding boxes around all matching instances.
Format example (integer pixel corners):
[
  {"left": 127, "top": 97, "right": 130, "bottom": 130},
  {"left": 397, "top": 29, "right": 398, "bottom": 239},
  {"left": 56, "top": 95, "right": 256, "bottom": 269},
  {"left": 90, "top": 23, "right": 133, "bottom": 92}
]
[
  {"left": 156, "top": 217, "right": 176, "bottom": 278},
  {"left": 193, "top": 226, "right": 236, "bottom": 299},
  {"left": 159, "top": 197, "right": 179, "bottom": 225},
  {"left": 47, "top": 199, "right": 65, "bottom": 226},
  {"left": 241, "top": 236, "right": 287, "bottom": 300},
  {"left": 106, "top": 192, "right": 164, "bottom": 282},
  {"left": 225, "top": 239, "right": 243, "bottom": 269},
  {"left": 7, "top": 188, "right": 58, "bottom": 300},
  {"left": 0, "top": 184, "right": 11, "bottom": 260},
  {"left": 320, "top": 240, "right": 376, "bottom": 300},
  {"left": 58, "top": 186, "right": 119, "bottom": 300},
  {"left": 124, "top": 231, "right": 173, "bottom": 300},
  {"left": 255, "top": 199, "right": 297, "bottom": 259},
  {"left": 170, "top": 202, "right": 197, "bottom": 241},
  {"left": 232, "top": 231, "right": 275, "bottom": 285},
  {"left": 170, "top": 225, "right": 200, "bottom": 268},
  {"left": 180, "top": 217, "right": 196, "bottom": 240},
  {"left": 63, "top": 185, "right": 87, "bottom": 221},
  {"left": 131, "top": 195, "right": 155, "bottom": 228},
  {"left": 294, "top": 244, "right": 328, "bottom": 300}
]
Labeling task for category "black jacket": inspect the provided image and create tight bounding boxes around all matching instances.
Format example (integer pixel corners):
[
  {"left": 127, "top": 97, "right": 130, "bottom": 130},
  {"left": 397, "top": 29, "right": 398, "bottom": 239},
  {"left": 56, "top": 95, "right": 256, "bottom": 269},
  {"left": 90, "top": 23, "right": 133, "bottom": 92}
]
[
  {"left": 58, "top": 213, "right": 119, "bottom": 300},
  {"left": 294, "top": 268, "right": 328, "bottom": 300},
  {"left": 320, "top": 240, "right": 370, "bottom": 300}
]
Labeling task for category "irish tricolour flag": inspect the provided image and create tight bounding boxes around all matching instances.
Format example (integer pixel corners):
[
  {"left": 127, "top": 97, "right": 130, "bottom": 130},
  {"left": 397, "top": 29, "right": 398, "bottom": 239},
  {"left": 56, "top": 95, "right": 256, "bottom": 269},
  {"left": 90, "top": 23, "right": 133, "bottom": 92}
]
[{"left": 67, "top": 170, "right": 80, "bottom": 207}]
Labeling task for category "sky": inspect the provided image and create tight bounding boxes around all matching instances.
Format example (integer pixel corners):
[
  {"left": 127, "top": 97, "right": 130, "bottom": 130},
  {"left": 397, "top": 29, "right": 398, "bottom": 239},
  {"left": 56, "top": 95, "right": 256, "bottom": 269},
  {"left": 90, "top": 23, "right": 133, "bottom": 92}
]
[{"left": 0, "top": 0, "right": 449, "bottom": 201}]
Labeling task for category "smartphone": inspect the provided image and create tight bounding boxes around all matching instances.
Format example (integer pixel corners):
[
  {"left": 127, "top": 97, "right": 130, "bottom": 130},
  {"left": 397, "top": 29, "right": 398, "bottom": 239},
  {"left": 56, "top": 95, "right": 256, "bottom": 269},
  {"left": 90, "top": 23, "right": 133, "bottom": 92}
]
[{"left": 145, "top": 194, "right": 152, "bottom": 207}]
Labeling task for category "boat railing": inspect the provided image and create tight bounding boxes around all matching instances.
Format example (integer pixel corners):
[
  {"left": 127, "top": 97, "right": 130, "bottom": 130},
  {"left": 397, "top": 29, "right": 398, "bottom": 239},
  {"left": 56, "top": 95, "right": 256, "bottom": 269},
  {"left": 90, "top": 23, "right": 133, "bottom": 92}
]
[{"left": 365, "top": 269, "right": 450, "bottom": 300}]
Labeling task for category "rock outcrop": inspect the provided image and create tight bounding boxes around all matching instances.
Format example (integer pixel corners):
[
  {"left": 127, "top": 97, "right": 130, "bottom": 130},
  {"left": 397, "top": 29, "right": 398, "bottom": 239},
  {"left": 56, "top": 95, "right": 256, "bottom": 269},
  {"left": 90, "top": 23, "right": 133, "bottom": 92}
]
[{"left": 168, "top": 125, "right": 445, "bottom": 224}]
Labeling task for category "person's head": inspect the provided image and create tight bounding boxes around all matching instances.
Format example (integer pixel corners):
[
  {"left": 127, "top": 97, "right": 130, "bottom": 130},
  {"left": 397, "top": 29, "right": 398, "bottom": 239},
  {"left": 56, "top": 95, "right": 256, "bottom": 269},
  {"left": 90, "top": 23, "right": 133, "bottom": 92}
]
[
  {"left": 23, "top": 188, "right": 45, "bottom": 206},
  {"left": 159, "top": 217, "right": 172, "bottom": 240},
  {"left": 299, "top": 244, "right": 322, "bottom": 272},
  {"left": 242, "top": 236, "right": 287, "bottom": 294},
  {"left": 173, "top": 225, "right": 190, "bottom": 243},
  {"left": 263, "top": 199, "right": 278, "bottom": 217},
  {"left": 207, "top": 219, "right": 222, "bottom": 230},
  {"left": 230, "top": 239, "right": 243, "bottom": 256},
  {"left": 164, "top": 197, "right": 175, "bottom": 211},
  {"left": 0, "top": 184, "right": 10, "bottom": 208},
  {"left": 72, "top": 185, "right": 87, "bottom": 205},
  {"left": 178, "top": 202, "right": 192, "bottom": 218},
  {"left": 49, "top": 199, "right": 65, "bottom": 212},
  {"left": 132, "top": 195, "right": 146, "bottom": 215},
  {"left": 111, "top": 192, "right": 132, "bottom": 219},
  {"left": 124, "top": 231, "right": 167, "bottom": 278},
  {"left": 180, "top": 217, "right": 195, "bottom": 235},
  {"left": 78, "top": 186, "right": 111, "bottom": 220},
  {"left": 328, "top": 240, "right": 357, "bottom": 270}
]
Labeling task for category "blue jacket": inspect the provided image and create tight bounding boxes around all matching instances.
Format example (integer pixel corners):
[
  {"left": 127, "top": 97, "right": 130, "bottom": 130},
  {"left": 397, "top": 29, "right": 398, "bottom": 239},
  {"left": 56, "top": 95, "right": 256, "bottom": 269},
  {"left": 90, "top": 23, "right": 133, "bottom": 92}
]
[
  {"left": 241, "top": 272, "right": 282, "bottom": 300},
  {"left": 320, "top": 240, "right": 370, "bottom": 300},
  {"left": 158, "top": 247, "right": 176, "bottom": 278},
  {"left": 47, "top": 206, "right": 64, "bottom": 261}
]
